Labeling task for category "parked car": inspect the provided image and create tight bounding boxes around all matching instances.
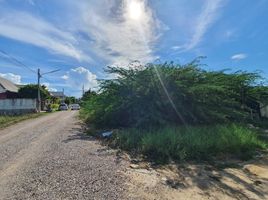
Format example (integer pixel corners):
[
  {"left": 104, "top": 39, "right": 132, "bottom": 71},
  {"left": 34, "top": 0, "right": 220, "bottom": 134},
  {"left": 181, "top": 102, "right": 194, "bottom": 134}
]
[
  {"left": 59, "top": 103, "right": 68, "bottom": 111},
  {"left": 70, "top": 104, "right": 80, "bottom": 110}
]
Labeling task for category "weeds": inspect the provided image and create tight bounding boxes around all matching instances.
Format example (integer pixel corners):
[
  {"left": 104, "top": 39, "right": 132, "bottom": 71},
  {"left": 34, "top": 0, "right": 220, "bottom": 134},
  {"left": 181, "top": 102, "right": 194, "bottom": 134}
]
[{"left": 110, "top": 124, "right": 267, "bottom": 163}]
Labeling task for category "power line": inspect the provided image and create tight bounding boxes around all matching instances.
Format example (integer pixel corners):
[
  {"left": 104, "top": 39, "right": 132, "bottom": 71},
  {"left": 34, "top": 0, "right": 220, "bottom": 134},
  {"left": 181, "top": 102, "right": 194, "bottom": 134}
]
[
  {"left": 0, "top": 49, "right": 36, "bottom": 74},
  {"left": 0, "top": 50, "right": 64, "bottom": 112},
  {"left": 40, "top": 76, "right": 53, "bottom": 84},
  {"left": 0, "top": 49, "right": 59, "bottom": 83}
]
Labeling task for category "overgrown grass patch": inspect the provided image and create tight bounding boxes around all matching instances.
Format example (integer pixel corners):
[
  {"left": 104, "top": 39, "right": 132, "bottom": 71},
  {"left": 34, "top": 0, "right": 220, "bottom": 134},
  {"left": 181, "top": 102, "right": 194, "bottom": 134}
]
[
  {"left": 110, "top": 124, "right": 267, "bottom": 164},
  {"left": 0, "top": 113, "right": 45, "bottom": 129}
]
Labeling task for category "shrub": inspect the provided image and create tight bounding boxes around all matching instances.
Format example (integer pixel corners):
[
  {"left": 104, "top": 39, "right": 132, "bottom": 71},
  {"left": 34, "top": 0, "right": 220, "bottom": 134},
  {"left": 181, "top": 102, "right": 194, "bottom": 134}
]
[
  {"left": 80, "top": 60, "right": 268, "bottom": 163},
  {"left": 81, "top": 60, "right": 268, "bottom": 129},
  {"left": 50, "top": 104, "right": 59, "bottom": 110}
]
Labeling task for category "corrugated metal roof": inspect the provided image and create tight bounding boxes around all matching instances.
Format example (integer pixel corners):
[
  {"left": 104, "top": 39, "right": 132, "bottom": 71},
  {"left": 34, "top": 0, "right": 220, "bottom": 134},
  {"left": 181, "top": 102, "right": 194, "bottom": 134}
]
[
  {"left": 0, "top": 77, "right": 19, "bottom": 93},
  {"left": 50, "top": 91, "right": 65, "bottom": 97}
]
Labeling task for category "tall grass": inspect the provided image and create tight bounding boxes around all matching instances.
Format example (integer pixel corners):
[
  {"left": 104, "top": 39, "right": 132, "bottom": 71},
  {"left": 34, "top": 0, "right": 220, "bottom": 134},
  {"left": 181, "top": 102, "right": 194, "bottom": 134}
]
[
  {"left": 0, "top": 113, "right": 44, "bottom": 128},
  {"left": 110, "top": 124, "right": 266, "bottom": 163}
]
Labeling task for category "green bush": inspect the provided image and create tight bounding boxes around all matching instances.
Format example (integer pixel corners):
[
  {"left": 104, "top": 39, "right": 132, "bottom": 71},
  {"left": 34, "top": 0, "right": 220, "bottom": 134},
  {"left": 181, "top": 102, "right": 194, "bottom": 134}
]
[
  {"left": 111, "top": 124, "right": 266, "bottom": 163},
  {"left": 80, "top": 60, "right": 268, "bottom": 163},
  {"left": 81, "top": 60, "right": 268, "bottom": 129},
  {"left": 50, "top": 104, "right": 59, "bottom": 110}
]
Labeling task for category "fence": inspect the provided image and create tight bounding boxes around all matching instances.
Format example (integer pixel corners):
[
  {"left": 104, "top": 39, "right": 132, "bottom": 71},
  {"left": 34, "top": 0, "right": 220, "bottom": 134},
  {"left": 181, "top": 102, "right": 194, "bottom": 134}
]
[{"left": 0, "top": 98, "right": 37, "bottom": 115}]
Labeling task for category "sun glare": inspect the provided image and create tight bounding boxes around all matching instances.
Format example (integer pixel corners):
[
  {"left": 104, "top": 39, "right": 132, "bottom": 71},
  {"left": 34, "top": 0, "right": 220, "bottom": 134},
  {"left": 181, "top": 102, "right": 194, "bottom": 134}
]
[{"left": 128, "top": 1, "right": 142, "bottom": 20}]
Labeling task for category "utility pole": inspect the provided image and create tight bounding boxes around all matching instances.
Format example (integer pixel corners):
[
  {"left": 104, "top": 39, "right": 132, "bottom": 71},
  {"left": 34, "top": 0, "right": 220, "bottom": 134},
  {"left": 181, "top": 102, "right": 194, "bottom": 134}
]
[
  {"left": 37, "top": 68, "right": 41, "bottom": 113},
  {"left": 62, "top": 88, "right": 65, "bottom": 103},
  {"left": 37, "top": 68, "right": 60, "bottom": 112},
  {"left": 82, "top": 84, "right": 85, "bottom": 96}
]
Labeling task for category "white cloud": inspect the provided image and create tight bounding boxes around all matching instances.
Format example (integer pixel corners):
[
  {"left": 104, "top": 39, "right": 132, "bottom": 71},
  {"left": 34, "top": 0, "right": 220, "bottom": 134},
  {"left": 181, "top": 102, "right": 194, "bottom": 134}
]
[
  {"left": 42, "top": 82, "right": 57, "bottom": 92},
  {"left": 62, "top": 67, "right": 98, "bottom": 91},
  {"left": 75, "top": 0, "right": 164, "bottom": 66},
  {"left": 171, "top": 46, "right": 183, "bottom": 50},
  {"left": 0, "top": 10, "right": 91, "bottom": 62},
  {"left": 184, "top": 0, "right": 224, "bottom": 50},
  {"left": 231, "top": 53, "right": 247, "bottom": 61},
  {"left": 0, "top": 0, "right": 165, "bottom": 66},
  {"left": 0, "top": 73, "right": 22, "bottom": 84},
  {"left": 61, "top": 75, "right": 69, "bottom": 80}
]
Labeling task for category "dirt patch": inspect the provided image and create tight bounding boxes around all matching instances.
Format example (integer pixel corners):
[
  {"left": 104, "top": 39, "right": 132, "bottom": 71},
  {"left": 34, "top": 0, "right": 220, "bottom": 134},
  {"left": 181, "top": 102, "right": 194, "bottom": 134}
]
[{"left": 123, "top": 155, "right": 268, "bottom": 200}]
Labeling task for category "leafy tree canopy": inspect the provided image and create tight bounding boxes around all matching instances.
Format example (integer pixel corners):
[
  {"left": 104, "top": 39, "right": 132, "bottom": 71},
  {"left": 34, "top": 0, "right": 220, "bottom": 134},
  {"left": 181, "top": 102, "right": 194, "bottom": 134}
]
[
  {"left": 65, "top": 96, "right": 77, "bottom": 105},
  {"left": 18, "top": 84, "right": 51, "bottom": 100},
  {"left": 81, "top": 89, "right": 97, "bottom": 102}
]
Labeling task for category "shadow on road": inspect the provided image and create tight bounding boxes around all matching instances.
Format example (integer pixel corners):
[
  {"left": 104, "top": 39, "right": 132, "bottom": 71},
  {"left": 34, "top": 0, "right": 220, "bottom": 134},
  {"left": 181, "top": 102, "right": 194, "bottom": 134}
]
[
  {"left": 174, "top": 163, "right": 268, "bottom": 199},
  {"left": 62, "top": 122, "right": 96, "bottom": 143},
  {"left": 127, "top": 155, "right": 268, "bottom": 199}
]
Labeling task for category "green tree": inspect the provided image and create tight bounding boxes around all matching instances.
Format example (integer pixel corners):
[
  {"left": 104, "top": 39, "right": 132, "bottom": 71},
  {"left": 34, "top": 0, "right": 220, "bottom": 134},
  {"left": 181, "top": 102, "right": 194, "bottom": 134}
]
[
  {"left": 81, "top": 89, "right": 97, "bottom": 101},
  {"left": 18, "top": 84, "right": 51, "bottom": 100},
  {"left": 65, "top": 96, "right": 76, "bottom": 105},
  {"left": 51, "top": 96, "right": 61, "bottom": 104}
]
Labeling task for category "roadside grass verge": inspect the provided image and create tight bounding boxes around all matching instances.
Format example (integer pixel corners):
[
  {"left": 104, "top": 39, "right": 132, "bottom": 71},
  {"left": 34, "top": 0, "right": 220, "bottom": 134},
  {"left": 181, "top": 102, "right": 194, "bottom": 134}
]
[
  {"left": 109, "top": 124, "right": 267, "bottom": 164},
  {"left": 0, "top": 113, "right": 46, "bottom": 129}
]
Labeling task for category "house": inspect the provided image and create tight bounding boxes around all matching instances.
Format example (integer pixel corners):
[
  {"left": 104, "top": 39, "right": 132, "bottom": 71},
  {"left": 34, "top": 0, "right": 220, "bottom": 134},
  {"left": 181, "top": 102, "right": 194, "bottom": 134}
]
[
  {"left": 0, "top": 77, "right": 37, "bottom": 114},
  {"left": 50, "top": 91, "right": 66, "bottom": 101},
  {"left": 0, "top": 77, "right": 19, "bottom": 99}
]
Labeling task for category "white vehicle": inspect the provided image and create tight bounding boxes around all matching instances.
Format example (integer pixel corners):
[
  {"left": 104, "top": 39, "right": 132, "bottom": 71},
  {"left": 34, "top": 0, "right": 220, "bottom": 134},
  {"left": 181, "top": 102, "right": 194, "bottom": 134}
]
[
  {"left": 59, "top": 103, "right": 68, "bottom": 111},
  {"left": 70, "top": 104, "right": 80, "bottom": 110}
]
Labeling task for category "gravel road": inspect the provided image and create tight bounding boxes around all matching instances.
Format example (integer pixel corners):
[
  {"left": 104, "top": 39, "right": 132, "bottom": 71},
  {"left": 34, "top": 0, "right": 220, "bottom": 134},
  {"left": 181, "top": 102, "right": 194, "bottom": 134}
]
[{"left": 0, "top": 111, "right": 127, "bottom": 200}]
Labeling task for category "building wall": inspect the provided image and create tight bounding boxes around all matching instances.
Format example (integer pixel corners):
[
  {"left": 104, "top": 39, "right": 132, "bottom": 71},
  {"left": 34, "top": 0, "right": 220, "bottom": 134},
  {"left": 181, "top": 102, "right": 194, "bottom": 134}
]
[
  {"left": 0, "top": 98, "right": 37, "bottom": 115},
  {"left": 0, "top": 91, "right": 18, "bottom": 99},
  {"left": 0, "top": 93, "right": 7, "bottom": 99},
  {"left": 0, "top": 85, "right": 5, "bottom": 93},
  {"left": 260, "top": 103, "right": 268, "bottom": 118}
]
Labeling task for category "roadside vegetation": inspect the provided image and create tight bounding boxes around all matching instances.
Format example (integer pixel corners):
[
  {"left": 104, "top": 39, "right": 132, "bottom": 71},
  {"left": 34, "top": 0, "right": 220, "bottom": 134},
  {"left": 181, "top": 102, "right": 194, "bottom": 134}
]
[
  {"left": 80, "top": 59, "right": 268, "bottom": 163},
  {"left": 110, "top": 125, "right": 266, "bottom": 163},
  {"left": 0, "top": 113, "right": 45, "bottom": 129}
]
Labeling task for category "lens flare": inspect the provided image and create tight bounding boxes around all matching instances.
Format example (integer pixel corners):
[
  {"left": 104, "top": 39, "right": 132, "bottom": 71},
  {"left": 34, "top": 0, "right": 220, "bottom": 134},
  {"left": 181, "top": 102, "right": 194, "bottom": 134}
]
[{"left": 128, "top": 1, "right": 142, "bottom": 20}]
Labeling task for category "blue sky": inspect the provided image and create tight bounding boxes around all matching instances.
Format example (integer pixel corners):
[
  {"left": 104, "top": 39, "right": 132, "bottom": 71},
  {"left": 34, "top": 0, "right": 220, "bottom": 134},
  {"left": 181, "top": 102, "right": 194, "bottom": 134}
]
[{"left": 0, "top": 0, "right": 267, "bottom": 97}]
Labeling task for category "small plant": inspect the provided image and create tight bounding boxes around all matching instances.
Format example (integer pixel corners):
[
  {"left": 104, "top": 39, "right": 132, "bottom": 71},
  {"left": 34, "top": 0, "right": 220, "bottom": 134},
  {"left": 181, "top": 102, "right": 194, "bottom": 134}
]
[{"left": 50, "top": 104, "right": 59, "bottom": 111}]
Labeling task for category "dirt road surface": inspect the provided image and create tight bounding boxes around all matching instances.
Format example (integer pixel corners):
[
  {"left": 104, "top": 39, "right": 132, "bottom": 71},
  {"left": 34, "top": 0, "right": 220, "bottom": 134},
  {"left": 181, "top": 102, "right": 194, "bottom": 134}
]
[
  {"left": 0, "top": 111, "right": 127, "bottom": 200},
  {"left": 1, "top": 111, "right": 268, "bottom": 200}
]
